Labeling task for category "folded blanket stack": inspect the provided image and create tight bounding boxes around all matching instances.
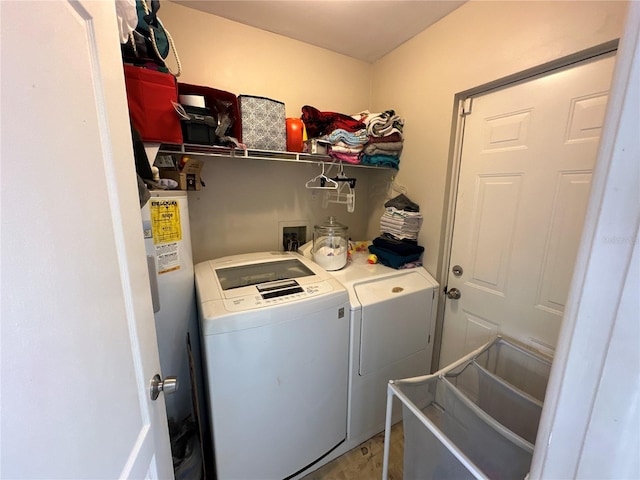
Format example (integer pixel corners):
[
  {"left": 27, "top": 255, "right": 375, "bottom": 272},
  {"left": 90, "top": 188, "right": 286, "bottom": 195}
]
[
  {"left": 357, "top": 110, "right": 404, "bottom": 170},
  {"left": 325, "top": 128, "right": 369, "bottom": 164},
  {"left": 369, "top": 236, "right": 424, "bottom": 269},
  {"left": 379, "top": 207, "right": 423, "bottom": 240},
  {"left": 301, "top": 105, "right": 365, "bottom": 138},
  {"left": 369, "top": 194, "right": 424, "bottom": 269},
  {"left": 300, "top": 106, "right": 405, "bottom": 169}
]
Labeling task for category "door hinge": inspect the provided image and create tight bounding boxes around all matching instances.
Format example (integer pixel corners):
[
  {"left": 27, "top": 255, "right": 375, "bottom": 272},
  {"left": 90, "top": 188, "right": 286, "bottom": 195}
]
[{"left": 461, "top": 97, "right": 472, "bottom": 116}]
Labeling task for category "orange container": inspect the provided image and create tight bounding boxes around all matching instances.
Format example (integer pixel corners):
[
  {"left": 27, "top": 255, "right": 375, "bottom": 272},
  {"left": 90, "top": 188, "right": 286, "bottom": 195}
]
[{"left": 286, "top": 118, "right": 304, "bottom": 152}]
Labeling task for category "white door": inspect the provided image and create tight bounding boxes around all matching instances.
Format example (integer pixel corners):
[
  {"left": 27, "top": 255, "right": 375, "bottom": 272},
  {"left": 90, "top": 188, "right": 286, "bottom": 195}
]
[
  {"left": 439, "top": 54, "right": 616, "bottom": 368},
  {"left": 1, "top": 1, "right": 173, "bottom": 478}
]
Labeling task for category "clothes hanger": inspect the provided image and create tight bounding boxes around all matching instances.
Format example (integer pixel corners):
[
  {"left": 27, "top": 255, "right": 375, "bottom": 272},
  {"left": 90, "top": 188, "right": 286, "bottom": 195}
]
[
  {"left": 305, "top": 162, "right": 339, "bottom": 190},
  {"left": 386, "top": 175, "right": 407, "bottom": 200},
  {"left": 369, "top": 174, "right": 407, "bottom": 199},
  {"left": 328, "top": 162, "right": 357, "bottom": 188},
  {"left": 322, "top": 162, "right": 356, "bottom": 212}
]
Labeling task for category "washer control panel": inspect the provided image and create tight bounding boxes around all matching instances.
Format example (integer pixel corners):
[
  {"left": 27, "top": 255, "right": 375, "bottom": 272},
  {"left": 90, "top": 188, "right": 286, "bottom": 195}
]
[{"left": 223, "top": 280, "right": 334, "bottom": 311}]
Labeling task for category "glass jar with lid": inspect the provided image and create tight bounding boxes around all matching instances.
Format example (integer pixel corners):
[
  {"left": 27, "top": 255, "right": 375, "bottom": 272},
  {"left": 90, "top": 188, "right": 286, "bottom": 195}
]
[{"left": 313, "top": 216, "right": 349, "bottom": 271}]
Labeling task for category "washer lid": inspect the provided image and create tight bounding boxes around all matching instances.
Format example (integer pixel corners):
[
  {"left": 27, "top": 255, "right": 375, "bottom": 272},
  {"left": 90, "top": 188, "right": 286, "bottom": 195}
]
[
  {"left": 195, "top": 252, "right": 344, "bottom": 315},
  {"left": 216, "top": 258, "right": 314, "bottom": 290}
]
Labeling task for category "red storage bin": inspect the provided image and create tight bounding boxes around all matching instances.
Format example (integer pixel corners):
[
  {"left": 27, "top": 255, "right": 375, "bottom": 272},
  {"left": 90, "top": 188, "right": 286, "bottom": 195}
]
[
  {"left": 123, "top": 65, "right": 183, "bottom": 144},
  {"left": 178, "top": 83, "right": 242, "bottom": 144}
]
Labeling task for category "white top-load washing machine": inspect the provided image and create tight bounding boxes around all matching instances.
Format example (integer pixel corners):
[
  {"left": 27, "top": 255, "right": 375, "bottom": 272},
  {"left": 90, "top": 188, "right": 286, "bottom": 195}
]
[
  {"left": 194, "top": 252, "right": 350, "bottom": 480},
  {"left": 300, "top": 243, "right": 439, "bottom": 455}
]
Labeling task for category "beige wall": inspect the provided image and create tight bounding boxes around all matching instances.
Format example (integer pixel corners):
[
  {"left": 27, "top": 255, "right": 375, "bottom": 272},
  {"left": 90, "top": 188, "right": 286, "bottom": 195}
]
[
  {"left": 158, "top": 1, "right": 627, "bottom": 266},
  {"left": 370, "top": 0, "right": 628, "bottom": 276},
  {"left": 160, "top": 2, "right": 385, "bottom": 262},
  {"left": 161, "top": 1, "right": 372, "bottom": 117}
]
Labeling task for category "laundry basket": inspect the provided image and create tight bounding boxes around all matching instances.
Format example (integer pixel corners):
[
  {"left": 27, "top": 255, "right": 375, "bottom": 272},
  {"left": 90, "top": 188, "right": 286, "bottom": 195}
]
[
  {"left": 444, "top": 338, "right": 552, "bottom": 444},
  {"left": 382, "top": 336, "right": 552, "bottom": 480},
  {"left": 471, "top": 336, "right": 551, "bottom": 402}
]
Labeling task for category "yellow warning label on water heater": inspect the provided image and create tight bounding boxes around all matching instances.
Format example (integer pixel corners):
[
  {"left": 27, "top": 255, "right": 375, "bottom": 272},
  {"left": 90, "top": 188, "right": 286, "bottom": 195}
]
[{"left": 150, "top": 200, "right": 182, "bottom": 244}]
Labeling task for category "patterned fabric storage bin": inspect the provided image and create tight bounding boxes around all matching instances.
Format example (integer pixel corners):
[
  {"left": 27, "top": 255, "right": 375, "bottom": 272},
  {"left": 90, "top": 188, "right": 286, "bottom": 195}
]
[{"left": 238, "top": 95, "right": 286, "bottom": 151}]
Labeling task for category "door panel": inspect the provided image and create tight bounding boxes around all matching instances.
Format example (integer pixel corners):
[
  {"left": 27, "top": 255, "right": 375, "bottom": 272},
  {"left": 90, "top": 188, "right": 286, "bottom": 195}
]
[
  {"left": 0, "top": 1, "right": 172, "bottom": 478},
  {"left": 566, "top": 93, "right": 609, "bottom": 142},
  {"left": 469, "top": 175, "right": 522, "bottom": 294},
  {"left": 483, "top": 109, "right": 532, "bottom": 152},
  {"left": 536, "top": 172, "right": 593, "bottom": 313},
  {"left": 440, "top": 54, "right": 615, "bottom": 368}
]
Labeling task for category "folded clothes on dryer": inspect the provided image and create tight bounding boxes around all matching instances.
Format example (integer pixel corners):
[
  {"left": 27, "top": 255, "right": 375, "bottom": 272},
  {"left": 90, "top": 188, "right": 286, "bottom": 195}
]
[
  {"left": 368, "top": 244, "right": 422, "bottom": 269},
  {"left": 379, "top": 207, "right": 423, "bottom": 240},
  {"left": 385, "top": 193, "right": 419, "bottom": 212},
  {"left": 373, "top": 236, "right": 424, "bottom": 256}
]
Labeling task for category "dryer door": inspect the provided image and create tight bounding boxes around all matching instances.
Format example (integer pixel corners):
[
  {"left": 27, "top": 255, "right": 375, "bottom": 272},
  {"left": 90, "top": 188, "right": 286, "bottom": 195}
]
[{"left": 355, "top": 272, "right": 435, "bottom": 375}]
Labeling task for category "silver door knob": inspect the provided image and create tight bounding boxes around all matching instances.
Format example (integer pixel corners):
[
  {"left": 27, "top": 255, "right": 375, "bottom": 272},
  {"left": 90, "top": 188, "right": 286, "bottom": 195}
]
[
  {"left": 446, "top": 288, "right": 461, "bottom": 300},
  {"left": 150, "top": 374, "right": 178, "bottom": 401}
]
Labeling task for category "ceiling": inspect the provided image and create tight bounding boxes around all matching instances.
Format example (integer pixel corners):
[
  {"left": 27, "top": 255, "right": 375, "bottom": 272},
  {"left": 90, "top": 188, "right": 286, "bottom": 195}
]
[{"left": 171, "top": 1, "right": 467, "bottom": 63}]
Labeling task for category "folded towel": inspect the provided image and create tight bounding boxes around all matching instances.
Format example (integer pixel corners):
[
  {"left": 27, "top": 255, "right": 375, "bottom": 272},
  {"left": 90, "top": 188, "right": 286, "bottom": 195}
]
[
  {"left": 380, "top": 217, "right": 421, "bottom": 229},
  {"left": 380, "top": 232, "right": 418, "bottom": 245},
  {"left": 383, "top": 206, "right": 423, "bottom": 220},
  {"left": 368, "top": 245, "right": 422, "bottom": 269},
  {"left": 363, "top": 142, "right": 403, "bottom": 156},
  {"left": 330, "top": 144, "right": 364, "bottom": 154},
  {"left": 373, "top": 236, "right": 424, "bottom": 256},
  {"left": 358, "top": 110, "right": 404, "bottom": 138},
  {"left": 385, "top": 194, "right": 419, "bottom": 212},
  {"left": 380, "top": 219, "right": 422, "bottom": 230},
  {"left": 325, "top": 128, "right": 369, "bottom": 146},
  {"left": 302, "top": 105, "right": 365, "bottom": 138},
  {"left": 365, "top": 132, "right": 403, "bottom": 144},
  {"left": 380, "top": 206, "right": 423, "bottom": 241},
  {"left": 379, "top": 230, "right": 420, "bottom": 241},
  {"left": 360, "top": 154, "right": 399, "bottom": 169},
  {"left": 329, "top": 151, "right": 361, "bottom": 164}
]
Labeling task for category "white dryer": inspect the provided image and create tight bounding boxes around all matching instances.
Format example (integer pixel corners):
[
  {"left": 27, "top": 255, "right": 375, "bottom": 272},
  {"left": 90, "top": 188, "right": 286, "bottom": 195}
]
[
  {"left": 300, "top": 243, "right": 439, "bottom": 451},
  {"left": 194, "top": 252, "right": 350, "bottom": 480},
  {"left": 337, "top": 257, "right": 439, "bottom": 443}
]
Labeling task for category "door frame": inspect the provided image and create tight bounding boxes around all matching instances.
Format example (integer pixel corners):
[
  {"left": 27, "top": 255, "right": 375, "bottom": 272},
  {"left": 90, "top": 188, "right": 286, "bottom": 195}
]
[{"left": 431, "top": 39, "right": 619, "bottom": 371}]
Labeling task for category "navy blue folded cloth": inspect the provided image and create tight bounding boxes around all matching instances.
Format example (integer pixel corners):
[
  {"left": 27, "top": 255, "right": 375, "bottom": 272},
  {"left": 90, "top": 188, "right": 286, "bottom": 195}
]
[
  {"left": 372, "top": 236, "right": 424, "bottom": 256},
  {"left": 368, "top": 245, "right": 422, "bottom": 269}
]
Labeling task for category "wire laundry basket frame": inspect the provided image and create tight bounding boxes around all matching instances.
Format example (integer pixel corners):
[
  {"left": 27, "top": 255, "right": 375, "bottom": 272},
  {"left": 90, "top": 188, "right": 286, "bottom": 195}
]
[{"left": 381, "top": 335, "right": 553, "bottom": 480}]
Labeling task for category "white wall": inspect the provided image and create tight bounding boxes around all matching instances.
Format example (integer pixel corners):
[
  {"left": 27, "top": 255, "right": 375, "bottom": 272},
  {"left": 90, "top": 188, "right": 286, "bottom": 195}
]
[{"left": 370, "top": 0, "right": 628, "bottom": 277}]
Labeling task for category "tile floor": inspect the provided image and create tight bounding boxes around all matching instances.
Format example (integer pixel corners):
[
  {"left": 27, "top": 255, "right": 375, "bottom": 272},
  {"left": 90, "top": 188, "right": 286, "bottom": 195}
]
[{"left": 301, "top": 422, "right": 404, "bottom": 480}]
